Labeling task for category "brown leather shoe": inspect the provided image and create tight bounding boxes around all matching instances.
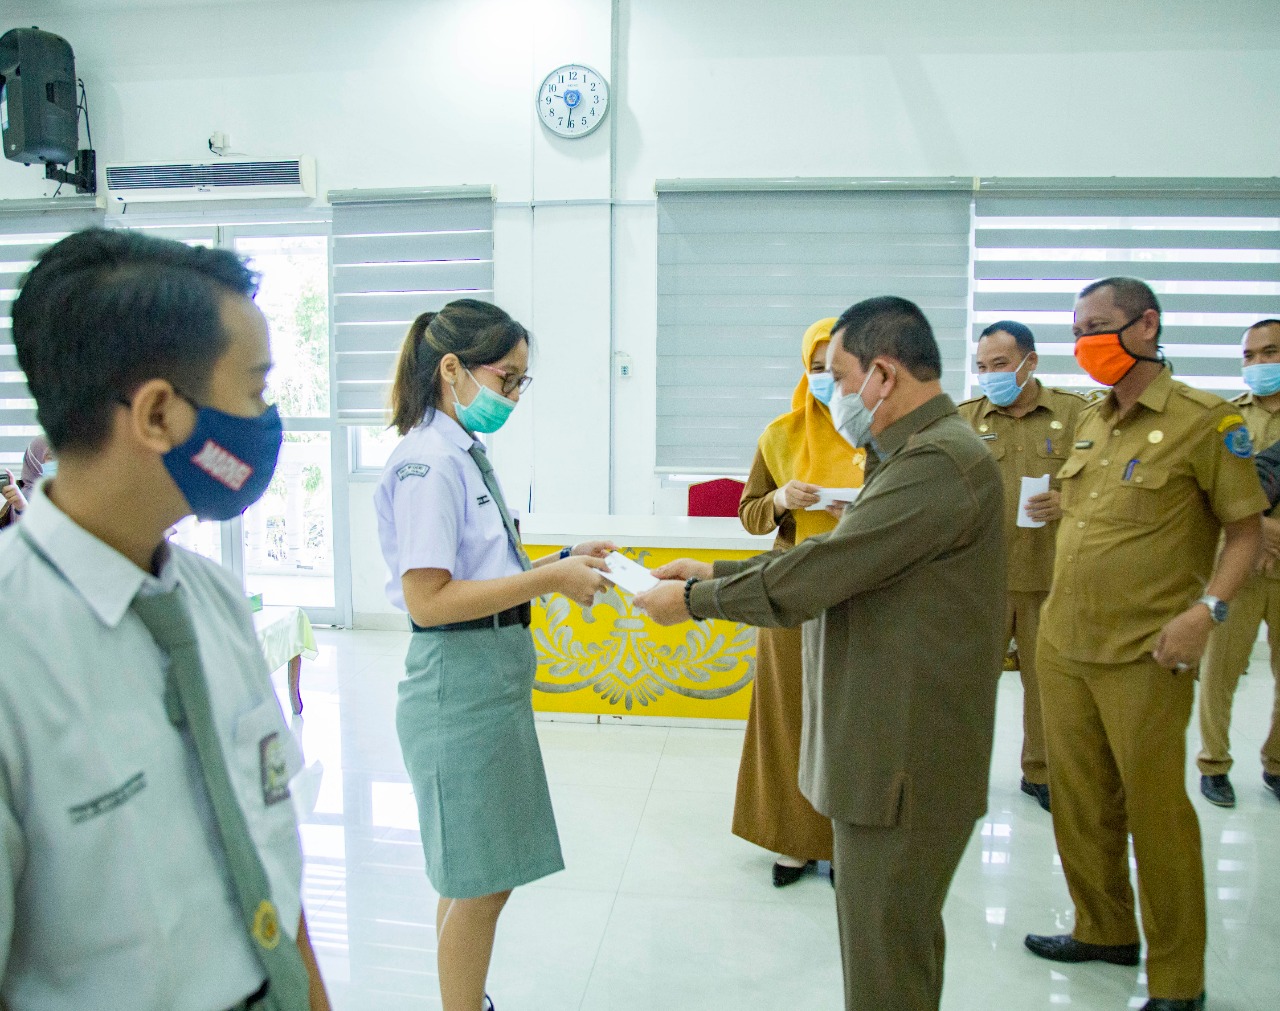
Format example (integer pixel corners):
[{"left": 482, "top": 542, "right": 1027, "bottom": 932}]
[{"left": 1024, "top": 933, "right": 1140, "bottom": 966}]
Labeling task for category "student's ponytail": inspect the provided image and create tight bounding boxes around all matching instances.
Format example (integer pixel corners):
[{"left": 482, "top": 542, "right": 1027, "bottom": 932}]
[{"left": 389, "top": 311, "right": 438, "bottom": 436}]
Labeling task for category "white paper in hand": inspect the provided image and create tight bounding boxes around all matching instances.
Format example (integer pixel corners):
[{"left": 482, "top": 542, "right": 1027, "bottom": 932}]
[
  {"left": 1018, "top": 475, "right": 1051, "bottom": 528},
  {"left": 601, "top": 551, "right": 660, "bottom": 595},
  {"left": 805, "top": 487, "right": 862, "bottom": 511}
]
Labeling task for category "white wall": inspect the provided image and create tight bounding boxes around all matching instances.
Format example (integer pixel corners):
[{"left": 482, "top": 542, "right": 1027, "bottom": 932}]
[{"left": 5, "top": 0, "right": 1279, "bottom": 623}]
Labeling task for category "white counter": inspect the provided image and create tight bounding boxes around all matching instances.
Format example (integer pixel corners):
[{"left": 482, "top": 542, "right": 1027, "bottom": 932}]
[{"left": 518, "top": 513, "right": 776, "bottom": 552}]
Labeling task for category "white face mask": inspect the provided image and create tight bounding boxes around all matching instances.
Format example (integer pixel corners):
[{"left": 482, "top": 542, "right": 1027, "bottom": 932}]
[{"left": 830, "top": 368, "right": 887, "bottom": 448}]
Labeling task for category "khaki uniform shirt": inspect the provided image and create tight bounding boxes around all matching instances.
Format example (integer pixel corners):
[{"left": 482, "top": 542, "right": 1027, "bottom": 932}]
[
  {"left": 1040, "top": 369, "right": 1268, "bottom": 665},
  {"left": 1233, "top": 392, "right": 1280, "bottom": 581},
  {"left": 958, "top": 382, "right": 1090, "bottom": 593},
  {"left": 689, "top": 395, "right": 1006, "bottom": 829}
]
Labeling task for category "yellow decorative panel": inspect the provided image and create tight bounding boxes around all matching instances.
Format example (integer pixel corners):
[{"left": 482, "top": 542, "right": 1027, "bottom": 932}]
[{"left": 524, "top": 545, "right": 760, "bottom": 719}]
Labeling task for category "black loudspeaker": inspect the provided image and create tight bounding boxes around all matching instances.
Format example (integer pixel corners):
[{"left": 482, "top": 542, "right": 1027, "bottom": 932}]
[{"left": 0, "top": 27, "right": 78, "bottom": 165}]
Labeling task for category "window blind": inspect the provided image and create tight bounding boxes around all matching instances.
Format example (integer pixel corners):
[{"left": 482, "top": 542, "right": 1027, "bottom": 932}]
[
  {"left": 330, "top": 188, "right": 494, "bottom": 425},
  {"left": 971, "top": 181, "right": 1280, "bottom": 397},
  {"left": 0, "top": 199, "right": 104, "bottom": 467},
  {"left": 655, "top": 184, "right": 972, "bottom": 472}
]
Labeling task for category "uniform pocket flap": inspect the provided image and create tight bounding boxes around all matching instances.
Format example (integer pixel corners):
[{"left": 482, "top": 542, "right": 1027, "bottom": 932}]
[
  {"left": 1057, "top": 455, "right": 1087, "bottom": 480},
  {"left": 1123, "top": 463, "right": 1170, "bottom": 490}
]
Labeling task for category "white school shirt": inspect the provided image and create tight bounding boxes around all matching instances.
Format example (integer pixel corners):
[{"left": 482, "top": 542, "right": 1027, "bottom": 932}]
[
  {"left": 375, "top": 411, "right": 524, "bottom": 611},
  {"left": 0, "top": 487, "right": 304, "bottom": 1011}
]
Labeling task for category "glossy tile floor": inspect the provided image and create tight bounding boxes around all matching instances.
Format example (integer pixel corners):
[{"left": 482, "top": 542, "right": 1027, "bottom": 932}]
[{"left": 275, "top": 629, "right": 1280, "bottom": 1010}]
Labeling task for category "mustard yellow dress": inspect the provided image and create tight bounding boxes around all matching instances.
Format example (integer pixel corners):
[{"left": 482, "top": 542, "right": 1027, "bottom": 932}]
[{"left": 731, "top": 319, "right": 865, "bottom": 861}]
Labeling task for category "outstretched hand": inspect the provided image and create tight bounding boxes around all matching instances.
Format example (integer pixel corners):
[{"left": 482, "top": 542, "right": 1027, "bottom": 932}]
[{"left": 633, "top": 580, "right": 693, "bottom": 625}]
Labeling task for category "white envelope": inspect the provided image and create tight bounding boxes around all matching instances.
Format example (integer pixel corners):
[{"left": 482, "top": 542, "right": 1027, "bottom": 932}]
[
  {"left": 1018, "top": 475, "right": 1051, "bottom": 528},
  {"left": 805, "top": 487, "right": 862, "bottom": 511},
  {"left": 600, "top": 551, "right": 660, "bottom": 595}
]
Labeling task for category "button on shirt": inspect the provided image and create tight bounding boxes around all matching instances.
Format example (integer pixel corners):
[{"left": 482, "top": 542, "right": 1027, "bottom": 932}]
[
  {"left": 1041, "top": 369, "right": 1269, "bottom": 665},
  {"left": 958, "top": 382, "right": 1090, "bottom": 593},
  {"left": 0, "top": 488, "right": 303, "bottom": 1011},
  {"left": 375, "top": 411, "right": 524, "bottom": 610}
]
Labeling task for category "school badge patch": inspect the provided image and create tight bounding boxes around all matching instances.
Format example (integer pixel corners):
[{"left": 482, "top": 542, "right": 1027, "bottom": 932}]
[
  {"left": 1224, "top": 424, "right": 1253, "bottom": 459},
  {"left": 252, "top": 900, "right": 282, "bottom": 950},
  {"left": 259, "top": 732, "right": 291, "bottom": 806},
  {"left": 397, "top": 462, "right": 430, "bottom": 481}
]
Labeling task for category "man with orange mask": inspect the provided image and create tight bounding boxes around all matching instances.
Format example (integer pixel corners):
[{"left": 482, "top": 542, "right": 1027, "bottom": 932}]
[{"left": 1024, "top": 277, "right": 1266, "bottom": 1011}]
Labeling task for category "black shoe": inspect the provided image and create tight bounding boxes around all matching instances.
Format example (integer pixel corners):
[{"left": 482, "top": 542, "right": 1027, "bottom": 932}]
[
  {"left": 1141, "top": 993, "right": 1205, "bottom": 1010},
  {"left": 1020, "top": 778, "right": 1051, "bottom": 812},
  {"left": 1200, "top": 773, "right": 1236, "bottom": 808},
  {"left": 1264, "top": 771, "right": 1280, "bottom": 802},
  {"left": 1024, "top": 933, "right": 1140, "bottom": 966},
  {"left": 772, "top": 860, "right": 814, "bottom": 887}
]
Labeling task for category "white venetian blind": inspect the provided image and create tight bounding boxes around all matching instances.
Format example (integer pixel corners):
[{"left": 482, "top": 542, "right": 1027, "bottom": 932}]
[
  {"left": 330, "top": 187, "right": 494, "bottom": 425},
  {"left": 971, "top": 180, "right": 1280, "bottom": 397},
  {"left": 0, "top": 199, "right": 104, "bottom": 468},
  {"left": 656, "top": 181, "right": 973, "bottom": 472}
]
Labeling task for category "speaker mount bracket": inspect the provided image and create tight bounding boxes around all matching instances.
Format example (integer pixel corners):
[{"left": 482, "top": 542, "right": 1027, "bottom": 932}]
[{"left": 44, "top": 147, "right": 96, "bottom": 195}]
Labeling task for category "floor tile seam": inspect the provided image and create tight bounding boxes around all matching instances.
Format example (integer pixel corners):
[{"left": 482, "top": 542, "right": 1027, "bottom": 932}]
[{"left": 578, "top": 768, "right": 665, "bottom": 1011}]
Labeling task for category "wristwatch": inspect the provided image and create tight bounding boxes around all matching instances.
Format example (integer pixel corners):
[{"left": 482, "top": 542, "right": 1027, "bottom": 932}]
[{"left": 1197, "top": 595, "right": 1228, "bottom": 623}]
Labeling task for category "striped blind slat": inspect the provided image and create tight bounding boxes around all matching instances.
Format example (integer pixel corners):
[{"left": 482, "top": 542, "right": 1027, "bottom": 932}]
[
  {"left": 0, "top": 202, "right": 104, "bottom": 464},
  {"left": 330, "top": 192, "right": 494, "bottom": 425},
  {"left": 970, "top": 189, "right": 1280, "bottom": 396},
  {"left": 656, "top": 188, "right": 972, "bottom": 472}
]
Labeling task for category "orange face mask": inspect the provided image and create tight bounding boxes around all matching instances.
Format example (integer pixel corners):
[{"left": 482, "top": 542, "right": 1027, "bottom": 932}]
[{"left": 1073, "top": 317, "right": 1158, "bottom": 386}]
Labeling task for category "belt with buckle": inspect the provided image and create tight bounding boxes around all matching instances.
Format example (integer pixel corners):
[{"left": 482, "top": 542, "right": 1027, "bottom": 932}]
[{"left": 411, "top": 602, "right": 531, "bottom": 633}]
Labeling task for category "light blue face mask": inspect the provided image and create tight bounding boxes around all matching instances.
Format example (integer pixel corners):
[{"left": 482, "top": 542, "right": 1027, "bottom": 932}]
[
  {"left": 1243, "top": 362, "right": 1280, "bottom": 398},
  {"left": 453, "top": 369, "right": 517, "bottom": 434},
  {"left": 978, "top": 355, "right": 1031, "bottom": 408},
  {"left": 807, "top": 371, "right": 836, "bottom": 405},
  {"left": 830, "top": 369, "right": 887, "bottom": 449}
]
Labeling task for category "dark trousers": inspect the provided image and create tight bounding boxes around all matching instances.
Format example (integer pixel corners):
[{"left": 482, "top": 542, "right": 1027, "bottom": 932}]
[{"left": 831, "top": 818, "right": 975, "bottom": 1011}]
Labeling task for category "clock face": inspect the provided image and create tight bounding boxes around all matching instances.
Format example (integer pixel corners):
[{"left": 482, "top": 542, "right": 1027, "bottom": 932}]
[{"left": 537, "top": 64, "right": 609, "bottom": 139}]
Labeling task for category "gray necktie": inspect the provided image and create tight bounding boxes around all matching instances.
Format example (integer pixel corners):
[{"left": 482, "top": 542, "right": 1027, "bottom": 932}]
[
  {"left": 130, "top": 588, "right": 311, "bottom": 1011},
  {"left": 468, "top": 442, "right": 532, "bottom": 571}
]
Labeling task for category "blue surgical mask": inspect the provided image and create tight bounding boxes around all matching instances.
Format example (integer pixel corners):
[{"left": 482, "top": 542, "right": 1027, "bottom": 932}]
[
  {"left": 1243, "top": 362, "right": 1280, "bottom": 398},
  {"left": 807, "top": 371, "right": 836, "bottom": 405},
  {"left": 41, "top": 458, "right": 58, "bottom": 478},
  {"left": 163, "top": 400, "right": 284, "bottom": 521},
  {"left": 978, "top": 355, "right": 1031, "bottom": 408},
  {"left": 453, "top": 369, "right": 517, "bottom": 434},
  {"left": 830, "top": 369, "right": 886, "bottom": 449}
]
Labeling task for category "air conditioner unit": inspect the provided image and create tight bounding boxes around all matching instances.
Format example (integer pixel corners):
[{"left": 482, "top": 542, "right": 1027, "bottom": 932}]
[{"left": 103, "top": 156, "right": 316, "bottom": 203}]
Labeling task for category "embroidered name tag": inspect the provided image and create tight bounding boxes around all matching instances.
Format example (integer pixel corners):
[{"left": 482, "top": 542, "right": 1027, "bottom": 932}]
[
  {"left": 259, "top": 733, "right": 291, "bottom": 806},
  {"left": 1074, "top": 440, "right": 1094, "bottom": 450},
  {"left": 980, "top": 433, "right": 997, "bottom": 441},
  {"left": 69, "top": 772, "right": 146, "bottom": 824},
  {"left": 396, "top": 463, "right": 430, "bottom": 481}
]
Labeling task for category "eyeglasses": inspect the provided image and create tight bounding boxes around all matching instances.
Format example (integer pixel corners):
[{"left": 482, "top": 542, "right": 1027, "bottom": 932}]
[{"left": 476, "top": 363, "right": 533, "bottom": 396}]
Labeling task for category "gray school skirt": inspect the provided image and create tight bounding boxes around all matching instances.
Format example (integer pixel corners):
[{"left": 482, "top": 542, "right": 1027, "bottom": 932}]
[{"left": 396, "top": 623, "right": 564, "bottom": 898}]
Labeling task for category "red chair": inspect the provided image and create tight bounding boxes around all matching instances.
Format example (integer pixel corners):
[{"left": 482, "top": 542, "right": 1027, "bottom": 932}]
[{"left": 687, "top": 478, "right": 746, "bottom": 518}]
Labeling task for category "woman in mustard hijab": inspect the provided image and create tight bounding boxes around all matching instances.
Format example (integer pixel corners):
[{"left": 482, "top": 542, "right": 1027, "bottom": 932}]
[{"left": 734, "top": 318, "right": 866, "bottom": 886}]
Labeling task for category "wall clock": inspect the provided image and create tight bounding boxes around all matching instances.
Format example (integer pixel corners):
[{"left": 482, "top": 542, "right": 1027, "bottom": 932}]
[{"left": 536, "top": 64, "right": 609, "bottom": 139}]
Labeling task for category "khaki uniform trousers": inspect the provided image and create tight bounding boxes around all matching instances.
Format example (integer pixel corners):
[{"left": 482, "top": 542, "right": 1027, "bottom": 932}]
[
  {"left": 1198, "top": 573, "right": 1280, "bottom": 777},
  {"left": 1037, "top": 637, "right": 1205, "bottom": 1000},
  {"left": 831, "top": 818, "right": 974, "bottom": 1011},
  {"left": 1007, "top": 590, "right": 1048, "bottom": 784}
]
